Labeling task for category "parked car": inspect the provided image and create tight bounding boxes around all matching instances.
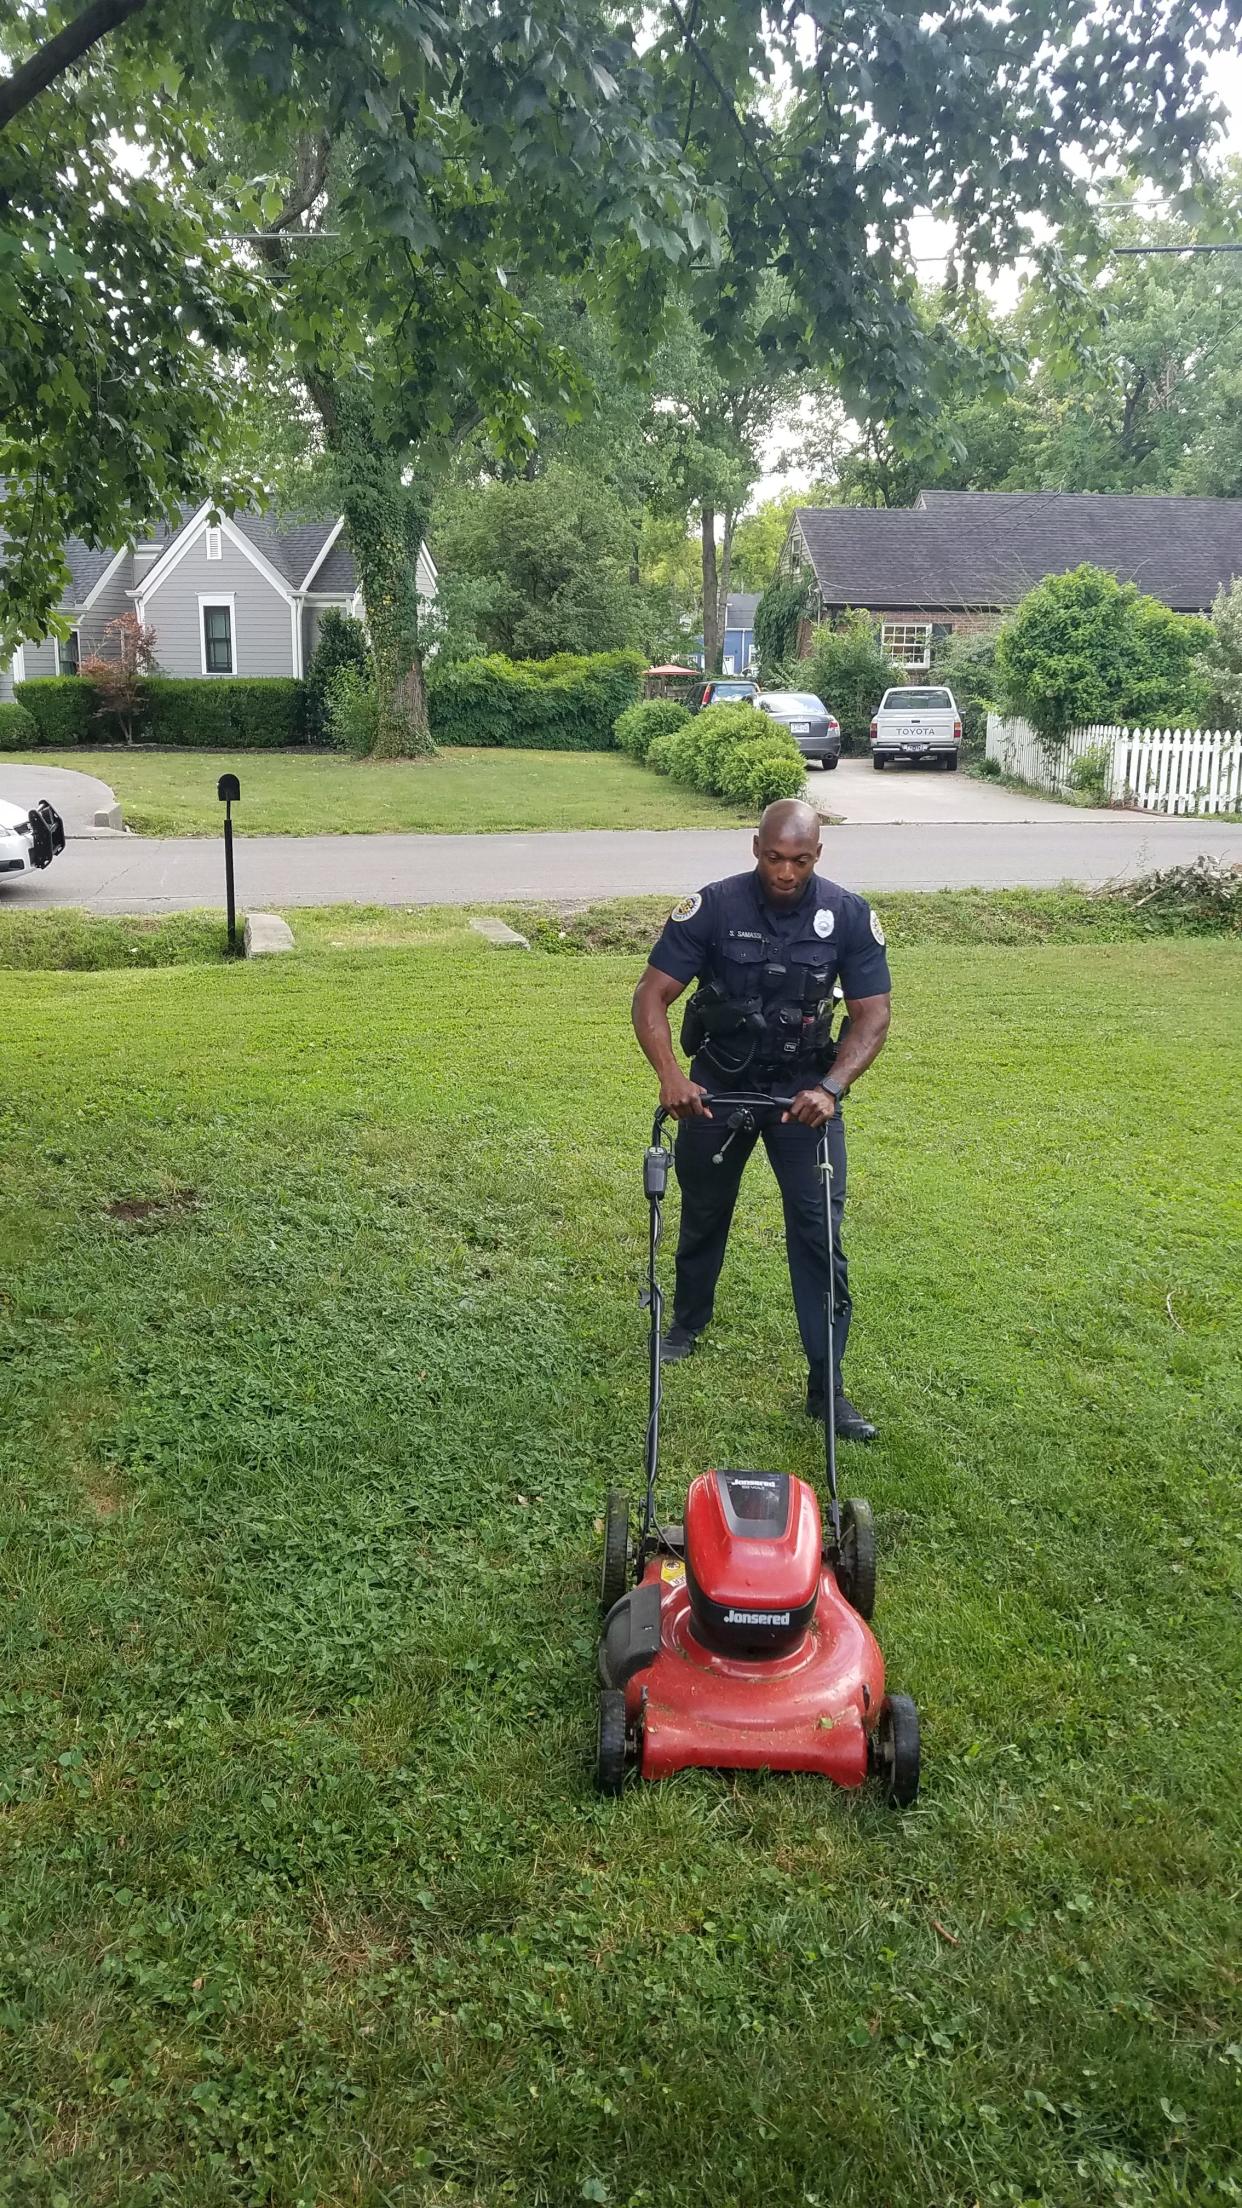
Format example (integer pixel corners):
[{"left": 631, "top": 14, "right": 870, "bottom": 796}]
[
  {"left": 0, "top": 796, "right": 65, "bottom": 883},
  {"left": 755, "top": 691, "right": 841, "bottom": 769},
  {"left": 870, "top": 685, "right": 962, "bottom": 770},
  {"left": 693, "top": 677, "right": 760, "bottom": 712}
]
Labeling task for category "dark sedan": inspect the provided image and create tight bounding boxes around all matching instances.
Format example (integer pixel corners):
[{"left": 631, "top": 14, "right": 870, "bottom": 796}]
[{"left": 754, "top": 691, "right": 841, "bottom": 768}]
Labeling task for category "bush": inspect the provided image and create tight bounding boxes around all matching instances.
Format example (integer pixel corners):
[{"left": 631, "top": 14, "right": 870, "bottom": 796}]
[
  {"left": 933, "top": 626, "right": 1001, "bottom": 762},
  {"left": 427, "top": 650, "right": 644, "bottom": 750},
  {"left": 306, "top": 611, "right": 372, "bottom": 745},
  {"left": 1068, "top": 744, "right": 1113, "bottom": 804},
  {"left": 0, "top": 700, "right": 38, "bottom": 750},
  {"left": 614, "top": 697, "right": 690, "bottom": 760},
  {"left": 995, "top": 564, "right": 1211, "bottom": 740},
  {"left": 636, "top": 699, "right": 804, "bottom": 812},
  {"left": 324, "top": 668, "right": 380, "bottom": 758},
  {"left": 715, "top": 737, "right": 807, "bottom": 810},
  {"left": 753, "top": 574, "right": 812, "bottom": 674},
  {"left": 794, "top": 611, "right": 900, "bottom": 753},
  {"left": 1113, "top": 854, "right": 1242, "bottom": 935},
  {"left": 143, "top": 679, "right": 306, "bottom": 749},
  {"left": 1196, "top": 576, "right": 1242, "bottom": 727},
  {"left": 15, "top": 677, "right": 99, "bottom": 744}
]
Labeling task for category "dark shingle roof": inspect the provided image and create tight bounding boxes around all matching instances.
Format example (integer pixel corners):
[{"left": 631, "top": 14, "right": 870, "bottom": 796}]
[
  {"left": 310, "top": 537, "right": 357, "bottom": 592},
  {"left": 725, "top": 592, "right": 760, "bottom": 627},
  {"left": 62, "top": 539, "right": 122, "bottom": 603},
  {"left": 230, "top": 511, "right": 346, "bottom": 589},
  {"left": 793, "top": 492, "right": 1242, "bottom": 614}
]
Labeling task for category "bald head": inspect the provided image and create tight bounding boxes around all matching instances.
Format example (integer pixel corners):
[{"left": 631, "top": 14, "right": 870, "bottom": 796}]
[
  {"left": 753, "top": 798, "right": 822, "bottom": 907},
  {"left": 758, "top": 798, "right": 822, "bottom": 842}
]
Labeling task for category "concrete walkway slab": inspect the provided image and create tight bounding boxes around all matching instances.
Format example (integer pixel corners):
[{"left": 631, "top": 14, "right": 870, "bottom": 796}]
[
  {"left": 3, "top": 815, "right": 1240, "bottom": 914},
  {"left": 0, "top": 761, "right": 124, "bottom": 837}
]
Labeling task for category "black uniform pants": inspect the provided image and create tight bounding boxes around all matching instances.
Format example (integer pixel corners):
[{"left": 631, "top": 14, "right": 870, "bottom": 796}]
[{"left": 671, "top": 1104, "right": 851, "bottom": 1389}]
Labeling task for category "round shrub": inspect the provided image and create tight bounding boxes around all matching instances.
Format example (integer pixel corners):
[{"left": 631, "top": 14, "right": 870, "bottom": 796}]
[
  {"left": 0, "top": 700, "right": 38, "bottom": 750},
  {"left": 614, "top": 697, "right": 691, "bottom": 759},
  {"left": 692, "top": 702, "right": 774, "bottom": 791},
  {"left": 645, "top": 727, "right": 684, "bottom": 775},
  {"left": 717, "top": 737, "right": 806, "bottom": 810}
]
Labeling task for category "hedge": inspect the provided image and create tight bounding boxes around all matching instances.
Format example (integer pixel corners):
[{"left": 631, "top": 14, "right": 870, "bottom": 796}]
[
  {"left": 614, "top": 697, "right": 691, "bottom": 760},
  {"left": 641, "top": 701, "right": 807, "bottom": 811},
  {"left": 143, "top": 679, "right": 306, "bottom": 749},
  {"left": 428, "top": 650, "right": 644, "bottom": 749},
  {"left": 0, "top": 700, "right": 39, "bottom": 750},
  {"left": 13, "top": 674, "right": 307, "bottom": 748},
  {"left": 15, "top": 677, "right": 99, "bottom": 745}
]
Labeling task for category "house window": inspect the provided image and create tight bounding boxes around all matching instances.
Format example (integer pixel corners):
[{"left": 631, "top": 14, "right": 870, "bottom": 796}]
[
  {"left": 881, "top": 620, "right": 932, "bottom": 670},
  {"left": 57, "top": 629, "right": 80, "bottom": 676},
  {"left": 205, "top": 526, "right": 223, "bottom": 561},
  {"left": 202, "top": 603, "right": 233, "bottom": 674}
]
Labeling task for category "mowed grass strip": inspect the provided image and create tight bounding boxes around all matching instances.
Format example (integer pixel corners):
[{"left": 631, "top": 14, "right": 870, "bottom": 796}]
[
  {"left": 29, "top": 746, "right": 753, "bottom": 835},
  {"left": 0, "top": 941, "right": 1239, "bottom": 2207}
]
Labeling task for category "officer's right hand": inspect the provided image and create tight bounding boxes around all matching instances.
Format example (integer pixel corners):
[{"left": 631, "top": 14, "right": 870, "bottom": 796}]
[{"left": 660, "top": 1071, "right": 712, "bottom": 1119}]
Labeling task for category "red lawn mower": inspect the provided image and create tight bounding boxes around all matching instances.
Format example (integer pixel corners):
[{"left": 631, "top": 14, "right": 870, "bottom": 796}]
[{"left": 595, "top": 1093, "right": 919, "bottom": 1806}]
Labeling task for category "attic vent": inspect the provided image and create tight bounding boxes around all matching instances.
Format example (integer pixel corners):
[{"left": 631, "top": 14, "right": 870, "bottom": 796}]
[{"left": 205, "top": 526, "right": 222, "bottom": 561}]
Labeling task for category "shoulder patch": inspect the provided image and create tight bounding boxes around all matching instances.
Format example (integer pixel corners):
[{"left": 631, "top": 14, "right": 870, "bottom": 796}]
[
  {"left": 869, "top": 907, "right": 886, "bottom": 946},
  {"left": 813, "top": 907, "right": 835, "bottom": 940},
  {"left": 670, "top": 893, "right": 702, "bottom": 923}
]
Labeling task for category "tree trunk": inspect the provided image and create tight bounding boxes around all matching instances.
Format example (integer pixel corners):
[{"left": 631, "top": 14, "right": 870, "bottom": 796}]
[
  {"left": 304, "top": 372, "right": 434, "bottom": 757},
  {"left": 718, "top": 505, "right": 736, "bottom": 666},
  {"left": 701, "top": 503, "right": 721, "bottom": 673}
]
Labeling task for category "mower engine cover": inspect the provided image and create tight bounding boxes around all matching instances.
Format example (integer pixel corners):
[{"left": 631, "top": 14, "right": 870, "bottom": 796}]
[{"left": 686, "top": 1471, "right": 820, "bottom": 1656}]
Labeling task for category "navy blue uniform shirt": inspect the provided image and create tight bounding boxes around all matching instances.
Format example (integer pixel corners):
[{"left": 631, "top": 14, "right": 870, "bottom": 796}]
[{"left": 648, "top": 870, "right": 892, "bottom": 1005}]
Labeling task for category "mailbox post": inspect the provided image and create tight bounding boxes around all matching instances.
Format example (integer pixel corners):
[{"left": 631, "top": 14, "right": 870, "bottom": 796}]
[{"left": 217, "top": 773, "right": 240, "bottom": 953}]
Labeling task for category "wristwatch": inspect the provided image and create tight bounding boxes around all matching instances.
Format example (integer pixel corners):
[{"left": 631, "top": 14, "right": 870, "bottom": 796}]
[{"left": 820, "top": 1074, "right": 849, "bottom": 1106}]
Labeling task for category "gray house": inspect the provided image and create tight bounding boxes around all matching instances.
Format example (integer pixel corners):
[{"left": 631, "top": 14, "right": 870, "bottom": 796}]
[
  {"left": 783, "top": 490, "right": 1242, "bottom": 670},
  {"left": 1, "top": 503, "right": 437, "bottom": 697}
]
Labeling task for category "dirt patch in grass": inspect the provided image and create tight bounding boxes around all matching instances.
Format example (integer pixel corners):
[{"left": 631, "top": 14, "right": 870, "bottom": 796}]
[{"left": 103, "top": 1187, "right": 199, "bottom": 1226}]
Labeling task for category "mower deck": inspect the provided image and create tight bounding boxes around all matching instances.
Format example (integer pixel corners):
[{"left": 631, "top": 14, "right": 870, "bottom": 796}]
[{"left": 614, "top": 1556, "right": 884, "bottom": 1785}]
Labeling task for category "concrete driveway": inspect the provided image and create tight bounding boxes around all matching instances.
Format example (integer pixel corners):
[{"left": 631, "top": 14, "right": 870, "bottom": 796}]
[
  {"left": 810, "top": 756, "right": 1084, "bottom": 826},
  {"left": 0, "top": 761, "right": 122, "bottom": 834}
]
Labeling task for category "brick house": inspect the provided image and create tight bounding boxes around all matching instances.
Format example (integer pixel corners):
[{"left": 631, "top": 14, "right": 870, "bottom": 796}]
[{"left": 782, "top": 490, "right": 1242, "bottom": 671}]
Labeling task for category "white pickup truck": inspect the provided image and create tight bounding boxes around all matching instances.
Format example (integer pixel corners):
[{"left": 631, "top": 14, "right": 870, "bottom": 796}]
[{"left": 870, "top": 685, "right": 962, "bottom": 771}]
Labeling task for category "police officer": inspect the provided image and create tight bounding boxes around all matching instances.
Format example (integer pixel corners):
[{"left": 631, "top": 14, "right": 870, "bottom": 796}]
[{"left": 631, "top": 797, "right": 891, "bottom": 1442}]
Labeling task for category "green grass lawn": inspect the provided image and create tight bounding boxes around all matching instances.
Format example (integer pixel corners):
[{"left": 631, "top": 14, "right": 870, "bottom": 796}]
[
  {"left": 1, "top": 937, "right": 1240, "bottom": 2206},
  {"left": 34, "top": 746, "right": 754, "bottom": 835}
]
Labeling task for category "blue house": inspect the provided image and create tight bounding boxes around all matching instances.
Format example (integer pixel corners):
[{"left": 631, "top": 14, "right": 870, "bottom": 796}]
[
  {"left": 721, "top": 593, "right": 758, "bottom": 675},
  {"left": 683, "top": 593, "right": 760, "bottom": 674}
]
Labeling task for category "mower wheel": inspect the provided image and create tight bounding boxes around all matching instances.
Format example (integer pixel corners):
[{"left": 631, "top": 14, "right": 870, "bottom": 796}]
[
  {"left": 600, "top": 1490, "right": 631, "bottom": 1614},
  {"left": 872, "top": 1693, "right": 920, "bottom": 1808},
  {"left": 834, "top": 1497, "right": 876, "bottom": 1621},
  {"left": 596, "top": 1689, "right": 628, "bottom": 1796}
]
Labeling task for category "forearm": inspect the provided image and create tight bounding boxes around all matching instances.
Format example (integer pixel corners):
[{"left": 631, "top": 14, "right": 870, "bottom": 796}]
[
  {"left": 828, "top": 1005, "right": 890, "bottom": 1091},
  {"left": 632, "top": 984, "right": 682, "bottom": 1081}
]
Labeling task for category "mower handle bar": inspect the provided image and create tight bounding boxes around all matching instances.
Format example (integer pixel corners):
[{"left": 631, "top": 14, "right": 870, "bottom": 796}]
[{"left": 653, "top": 1090, "right": 808, "bottom": 1137}]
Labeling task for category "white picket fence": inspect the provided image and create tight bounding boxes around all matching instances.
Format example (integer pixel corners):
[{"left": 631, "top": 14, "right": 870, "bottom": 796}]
[{"left": 985, "top": 714, "right": 1242, "bottom": 815}]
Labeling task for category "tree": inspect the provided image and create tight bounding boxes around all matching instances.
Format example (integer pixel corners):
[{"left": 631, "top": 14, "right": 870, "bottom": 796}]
[
  {"left": 2, "top": 0, "right": 1233, "bottom": 714},
  {"left": 433, "top": 466, "right": 662, "bottom": 659},
  {"left": 731, "top": 491, "right": 827, "bottom": 591},
  {"left": 753, "top": 574, "right": 812, "bottom": 676},
  {"left": 305, "top": 610, "right": 372, "bottom": 745},
  {"left": 1194, "top": 579, "right": 1242, "bottom": 726},
  {"left": 795, "top": 613, "right": 900, "bottom": 753},
  {"left": 995, "top": 564, "right": 1210, "bottom": 739},
  {"left": 80, "top": 612, "right": 159, "bottom": 745}
]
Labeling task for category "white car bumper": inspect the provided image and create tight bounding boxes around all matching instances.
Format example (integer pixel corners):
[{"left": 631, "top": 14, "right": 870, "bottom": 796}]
[{"left": 0, "top": 800, "right": 65, "bottom": 879}]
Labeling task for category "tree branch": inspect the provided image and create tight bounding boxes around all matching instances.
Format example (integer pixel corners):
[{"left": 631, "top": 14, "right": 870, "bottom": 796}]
[
  {"left": 0, "top": 0, "right": 150, "bottom": 131},
  {"left": 272, "top": 134, "right": 331, "bottom": 231}
]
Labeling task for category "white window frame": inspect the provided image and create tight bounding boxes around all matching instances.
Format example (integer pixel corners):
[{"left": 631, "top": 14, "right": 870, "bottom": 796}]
[
  {"left": 54, "top": 628, "right": 81, "bottom": 676},
  {"left": 205, "top": 525, "right": 223, "bottom": 561},
  {"left": 881, "top": 620, "right": 932, "bottom": 670},
  {"left": 199, "top": 594, "right": 236, "bottom": 676}
]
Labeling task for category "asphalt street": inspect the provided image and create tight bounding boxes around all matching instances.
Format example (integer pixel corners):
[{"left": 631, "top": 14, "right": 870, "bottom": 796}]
[{"left": 7, "top": 812, "right": 1240, "bottom": 913}]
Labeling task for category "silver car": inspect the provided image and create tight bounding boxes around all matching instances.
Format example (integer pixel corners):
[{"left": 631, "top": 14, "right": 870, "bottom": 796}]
[{"left": 754, "top": 691, "right": 841, "bottom": 769}]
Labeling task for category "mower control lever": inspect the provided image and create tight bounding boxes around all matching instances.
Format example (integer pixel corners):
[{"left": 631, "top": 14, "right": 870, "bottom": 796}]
[{"left": 643, "top": 1146, "right": 669, "bottom": 1199}]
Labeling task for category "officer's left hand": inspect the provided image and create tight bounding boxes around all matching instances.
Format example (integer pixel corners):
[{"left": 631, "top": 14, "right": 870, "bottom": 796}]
[{"left": 783, "top": 1086, "right": 836, "bottom": 1127}]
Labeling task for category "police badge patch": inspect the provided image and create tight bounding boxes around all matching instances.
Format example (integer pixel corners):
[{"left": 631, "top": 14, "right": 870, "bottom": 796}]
[
  {"left": 670, "top": 893, "right": 702, "bottom": 922},
  {"left": 870, "top": 908, "right": 886, "bottom": 946},
  {"left": 813, "top": 907, "right": 835, "bottom": 939}
]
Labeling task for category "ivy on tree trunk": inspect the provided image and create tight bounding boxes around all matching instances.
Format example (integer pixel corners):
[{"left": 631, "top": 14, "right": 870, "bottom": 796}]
[{"left": 305, "top": 374, "right": 434, "bottom": 759}]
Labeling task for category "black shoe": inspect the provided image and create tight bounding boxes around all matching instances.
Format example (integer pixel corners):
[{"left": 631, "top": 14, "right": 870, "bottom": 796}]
[
  {"left": 660, "top": 1324, "right": 699, "bottom": 1364},
  {"left": 805, "top": 1384, "right": 878, "bottom": 1443},
  {"left": 834, "top": 1395, "right": 878, "bottom": 1444}
]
